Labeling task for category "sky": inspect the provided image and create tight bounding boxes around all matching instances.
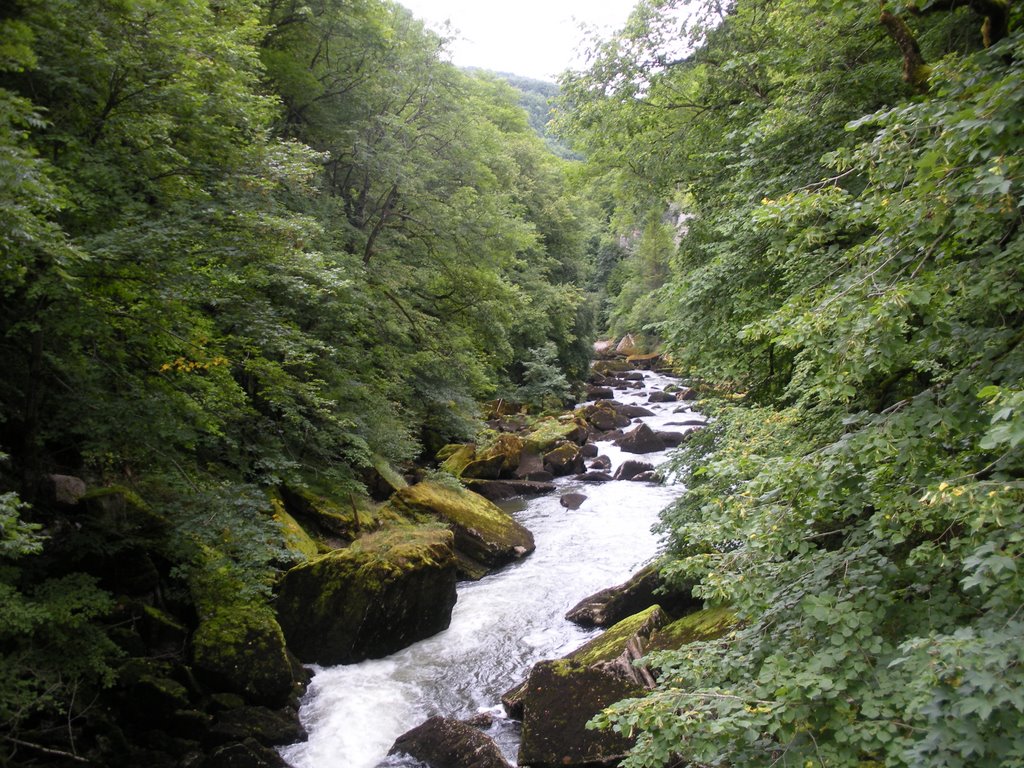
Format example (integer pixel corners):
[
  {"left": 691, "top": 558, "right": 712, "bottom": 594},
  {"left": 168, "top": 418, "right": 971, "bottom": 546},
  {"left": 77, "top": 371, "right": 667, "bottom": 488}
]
[{"left": 397, "top": 0, "right": 641, "bottom": 82}]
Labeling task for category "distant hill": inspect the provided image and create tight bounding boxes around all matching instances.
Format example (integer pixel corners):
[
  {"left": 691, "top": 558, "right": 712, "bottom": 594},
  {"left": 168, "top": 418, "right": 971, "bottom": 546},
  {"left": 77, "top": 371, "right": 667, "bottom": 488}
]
[{"left": 463, "top": 68, "right": 579, "bottom": 159}]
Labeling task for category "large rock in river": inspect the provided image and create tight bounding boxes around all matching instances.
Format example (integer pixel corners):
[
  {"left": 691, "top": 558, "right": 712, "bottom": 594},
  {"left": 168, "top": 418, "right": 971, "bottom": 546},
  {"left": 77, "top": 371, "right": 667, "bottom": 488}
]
[
  {"left": 565, "top": 562, "right": 699, "bottom": 627},
  {"left": 275, "top": 526, "right": 458, "bottom": 665},
  {"left": 389, "top": 716, "right": 510, "bottom": 768},
  {"left": 386, "top": 481, "right": 535, "bottom": 580},
  {"left": 615, "top": 423, "right": 666, "bottom": 454},
  {"left": 516, "top": 606, "right": 669, "bottom": 767}
]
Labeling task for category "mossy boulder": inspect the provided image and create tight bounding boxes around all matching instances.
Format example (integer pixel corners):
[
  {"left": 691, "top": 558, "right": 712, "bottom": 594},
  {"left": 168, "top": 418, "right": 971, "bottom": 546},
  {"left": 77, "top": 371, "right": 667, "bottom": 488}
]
[
  {"left": 646, "top": 606, "right": 737, "bottom": 653},
  {"left": 277, "top": 485, "right": 363, "bottom": 545},
  {"left": 275, "top": 526, "right": 458, "bottom": 665},
  {"left": 524, "top": 417, "right": 588, "bottom": 454},
  {"left": 565, "top": 563, "right": 699, "bottom": 628},
  {"left": 577, "top": 401, "right": 631, "bottom": 433},
  {"left": 191, "top": 609, "right": 295, "bottom": 708},
  {"left": 269, "top": 493, "right": 319, "bottom": 561},
  {"left": 440, "top": 443, "right": 478, "bottom": 476},
  {"left": 543, "top": 442, "right": 584, "bottom": 477},
  {"left": 385, "top": 481, "right": 535, "bottom": 580},
  {"left": 440, "top": 435, "right": 525, "bottom": 480},
  {"left": 516, "top": 606, "right": 669, "bottom": 767}
]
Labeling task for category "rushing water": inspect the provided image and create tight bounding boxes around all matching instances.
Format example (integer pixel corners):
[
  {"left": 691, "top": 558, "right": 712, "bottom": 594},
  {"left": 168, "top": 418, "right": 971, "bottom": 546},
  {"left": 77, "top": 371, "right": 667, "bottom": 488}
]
[{"left": 281, "top": 371, "right": 701, "bottom": 768}]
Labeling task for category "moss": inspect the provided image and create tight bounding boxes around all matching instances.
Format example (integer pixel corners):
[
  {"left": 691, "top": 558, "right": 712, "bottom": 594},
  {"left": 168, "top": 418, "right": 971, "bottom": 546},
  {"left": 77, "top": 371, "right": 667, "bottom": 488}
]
[
  {"left": 269, "top": 493, "right": 318, "bottom": 561},
  {"left": 569, "top": 605, "right": 667, "bottom": 666},
  {"left": 369, "top": 452, "right": 408, "bottom": 492},
  {"left": 439, "top": 443, "right": 477, "bottom": 476},
  {"left": 646, "top": 606, "right": 737, "bottom": 652},
  {"left": 275, "top": 525, "right": 458, "bottom": 664},
  {"left": 523, "top": 416, "right": 586, "bottom": 453},
  {"left": 386, "top": 482, "right": 517, "bottom": 540}
]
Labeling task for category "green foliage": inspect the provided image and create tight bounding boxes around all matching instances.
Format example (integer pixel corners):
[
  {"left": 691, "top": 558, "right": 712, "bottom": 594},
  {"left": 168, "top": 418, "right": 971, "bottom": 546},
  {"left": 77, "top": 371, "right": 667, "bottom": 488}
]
[
  {"left": 565, "top": 2, "right": 1024, "bottom": 766},
  {"left": 515, "top": 341, "right": 572, "bottom": 410}
]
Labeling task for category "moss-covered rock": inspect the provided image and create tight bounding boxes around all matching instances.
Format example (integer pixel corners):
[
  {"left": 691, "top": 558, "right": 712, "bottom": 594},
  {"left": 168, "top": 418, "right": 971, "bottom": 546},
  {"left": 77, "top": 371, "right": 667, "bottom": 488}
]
[
  {"left": 543, "top": 442, "right": 584, "bottom": 477},
  {"left": 516, "top": 606, "right": 669, "bottom": 767},
  {"left": 518, "top": 662, "right": 641, "bottom": 768},
  {"left": 191, "top": 604, "right": 296, "bottom": 708},
  {"left": 277, "top": 485, "right": 364, "bottom": 545},
  {"left": 269, "top": 493, "right": 318, "bottom": 561},
  {"left": 523, "top": 416, "right": 588, "bottom": 454},
  {"left": 440, "top": 443, "right": 478, "bottom": 476},
  {"left": 275, "top": 525, "right": 458, "bottom": 665},
  {"left": 385, "top": 481, "right": 535, "bottom": 580},
  {"left": 646, "top": 606, "right": 737, "bottom": 652},
  {"left": 189, "top": 563, "right": 298, "bottom": 708}
]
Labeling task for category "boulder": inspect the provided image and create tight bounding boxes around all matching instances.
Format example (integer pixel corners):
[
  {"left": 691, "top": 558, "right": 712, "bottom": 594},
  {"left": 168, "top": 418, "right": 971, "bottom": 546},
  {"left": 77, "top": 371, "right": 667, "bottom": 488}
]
[
  {"left": 592, "top": 339, "right": 617, "bottom": 359},
  {"left": 675, "top": 387, "right": 698, "bottom": 401},
  {"left": 565, "top": 563, "right": 699, "bottom": 627},
  {"left": 623, "top": 372, "right": 644, "bottom": 382},
  {"left": 275, "top": 526, "right": 458, "bottom": 664},
  {"left": 647, "top": 391, "right": 676, "bottom": 404},
  {"left": 630, "top": 471, "right": 656, "bottom": 482},
  {"left": 646, "top": 606, "right": 737, "bottom": 652},
  {"left": 543, "top": 443, "right": 584, "bottom": 477},
  {"left": 581, "top": 443, "right": 599, "bottom": 458},
  {"left": 560, "top": 493, "right": 587, "bottom": 510},
  {"left": 190, "top": 568, "right": 297, "bottom": 708},
  {"left": 45, "top": 473, "right": 88, "bottom": 506},
  {"left": 386, "top": 482, "right": 535, "bottom": 580},
  {"left": 591, "top": 360, "right": 630, "bottom": 375},
  {"left": 270, "top": 493, "right": 319, "bottom": 561},
  {"left": 463, "top": 479, "right": 556, "bottom": 501},
  {"left": 208, "top": 706, "right": 307, "bottom": 747},
  {"left": 586, "top": 386, "right": 615, "bottom": 401},
  {"left": 389, "top": 716, "right": 510, "bottom": 768},
  {"left": 613, "top": 460, "right": 654, "bottom": 482},
  {"left": 655, "top": 430, "right": 687, "bottom": 448},
  {"left": 524, "top": 417, "right": 589, "bottom": 453},
  {"left": 615, "top": 423, "right": 666, "bottom": 454},
  {"left": 589, "top": 455, "right": 612, "bottom": 471},
  {"left": 575, "top": 471, "right": 613, "bottom": 483},
  {"left": 513, "top": 448, "right": 551, "bottom": 481},
  {"left": 205, "top": 737, "right": 289, "bottom": 768},
  {"left": 613, "top": 403, "right": 654, "bottom": 418},
  {"left": 278, "top": 485, "right": 362, "bottom": 544},
  {"left": 615, "top": 334, "right": 639, "bottom": 356},
  {"left": 578, "top": 402, "right": 630, "bottom": 432},
  {"left": 517, "top": 607, "right": 669, "bottom": 767}
]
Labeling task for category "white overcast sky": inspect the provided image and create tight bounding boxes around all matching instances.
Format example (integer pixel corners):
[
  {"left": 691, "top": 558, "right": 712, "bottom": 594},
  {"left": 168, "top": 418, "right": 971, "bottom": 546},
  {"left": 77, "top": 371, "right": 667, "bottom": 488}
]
[{"left": 398, "top": 0, "right": 641, "bottom": 81}]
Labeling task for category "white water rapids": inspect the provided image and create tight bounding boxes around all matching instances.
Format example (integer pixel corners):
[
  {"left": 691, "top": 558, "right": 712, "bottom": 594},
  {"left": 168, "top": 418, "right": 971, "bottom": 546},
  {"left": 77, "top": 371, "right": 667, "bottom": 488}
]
[{"left": 280, "top": 371, "right": 700, "bottom": 768}]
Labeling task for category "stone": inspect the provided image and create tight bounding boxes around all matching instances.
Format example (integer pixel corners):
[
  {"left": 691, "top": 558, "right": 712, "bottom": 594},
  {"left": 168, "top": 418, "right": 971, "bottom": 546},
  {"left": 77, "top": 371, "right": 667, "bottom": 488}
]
[
  {"left": 646, "top": 606, "right": 737, "bottom": 652},
  {"left": 578, "top": 402, "right": 630, "bottom": 432},
  {"left": 586, "top": 386, "right": 615, "bottom": 400},
  {"left": 513, "top": 448, "right": 548, "bottom": 481},
  {"left": 630, "top": 471, "right": 656, "bottom": 482},
  {"left": 575, "top": 471, "right": 613, "bottom": 483},
  {"left": 625, "top": 352, "right": 661, "bottom": 369},
  {"left": 613, "top": 403, "right": 654, "bottom": 418},
  {"left": 592, "top": 339, "right": 617, "bottom": 359},
  {"left": 615, "top": 423, "right": 666, "bottom": 455},
  {"left": 647, "top": 390, "right": 676, "bottom": 403},
  {"left": 612, "top": 460, "right": 654, "bottom": 481},
  {"left": 270, "top": 493, "right": 319, "bottom": 561},
  {"left": 190, "top": 567, "right": 297, "bottom": 708},
  {"left": 560, "top": 493, "right": 587, "bottom": 510},
  {"left": 389, "top": 716, "right": 510, "bottom": 768},
  {"left": 565, "top": 564, "right": 699, "bottom": 627},
  {"left": 46, "top": 474, "right": 87, "bottom": 506},
  {"left": 524, "top": 417, "right": 589, "bottom": 453},
  {"left": 386, "top": 481, "right": 536, "bottom": 580},
  {"left": 463, "top": 479, "right": 557, "bottom": 501},
  {"left": 543, "top": 442, "right": 584, "bottom": 477},
  {"left": 615, "top": 334, "right": 639, "bottom": 356},
  {"left": 275, "top": 526, "right": 458, "bottom": 664},
  {"left": 517, "top": 607, "right": 669, "bottom": 768},
  {"left": 655, "top": 430, "right": 686, "bottom": 448},
  {"left": 675, "top": 387, "right": 698, "bottom": 401},
  {"left": 581, "top": 443, "right": 599, "bottom": 458},
  {"left": 589, "top": 455, "right": 612, "bottom": 471},
  {"left": 623, "top": 372, "right": 644, "bottom": 382}
]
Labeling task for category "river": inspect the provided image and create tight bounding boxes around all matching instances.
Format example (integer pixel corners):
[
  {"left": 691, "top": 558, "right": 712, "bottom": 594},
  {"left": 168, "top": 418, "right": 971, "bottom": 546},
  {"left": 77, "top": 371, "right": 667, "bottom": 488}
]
[{"left": 280, "top": 370, "right": 699, "bottom": 767}]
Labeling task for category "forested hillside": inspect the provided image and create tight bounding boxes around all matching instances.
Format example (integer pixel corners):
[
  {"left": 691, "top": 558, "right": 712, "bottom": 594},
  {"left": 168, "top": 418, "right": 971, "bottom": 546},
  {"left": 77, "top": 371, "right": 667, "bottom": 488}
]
[
  {"left": 0, "top": 0, "right": 597, "bottom": 762},
  {"left": 559, "top": 1, "right": 1024, "bottom": 766}
]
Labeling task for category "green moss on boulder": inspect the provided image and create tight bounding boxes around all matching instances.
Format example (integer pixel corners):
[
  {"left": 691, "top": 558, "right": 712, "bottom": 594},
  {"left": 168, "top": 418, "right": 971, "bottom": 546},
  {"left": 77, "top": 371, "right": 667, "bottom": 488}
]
[
  {"left": 270, "top": 493, "right": 318, "bottom": 561},
  {"left": 385, "top": 481, "right": 535, "bottom": 580},
  {"left": 646, "top": 606, "right": 737, "bottom": 652},
  {"left": 275, "top": 525, "right": 458, "bottom": 665},
  {"left": 523, "top": 417, "right": 588, "bottom": 453}
]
